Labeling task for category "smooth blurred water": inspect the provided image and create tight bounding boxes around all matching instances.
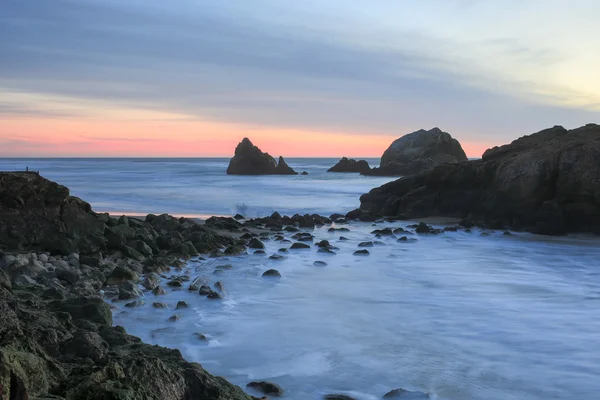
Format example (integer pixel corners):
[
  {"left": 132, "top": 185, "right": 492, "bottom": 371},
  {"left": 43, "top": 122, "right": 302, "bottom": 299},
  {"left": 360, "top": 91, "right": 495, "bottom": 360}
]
[
  {"left": 2, "top": 158, "right": 598, "bottom": 399},
  {"left": 0, "top": 158, "right": 390, "bottom": 217},
  {"left": 112, "top": 223, "right": 600, "bottom": 400}
]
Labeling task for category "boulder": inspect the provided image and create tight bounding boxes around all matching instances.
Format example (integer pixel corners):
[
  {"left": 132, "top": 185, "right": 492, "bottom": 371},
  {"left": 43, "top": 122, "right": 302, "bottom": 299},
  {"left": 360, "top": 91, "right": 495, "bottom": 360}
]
[
  {"left": 226, "top": 138, "right": 297, "bottom": 175},
  {"left": 359, "top": 124, "right": 600, "bottom": 234},
  {"left": 328, "top": 157, "right": 371, "bottom": 173},
  {"left": 364, "top": 127, "right": 467, "bottom": 176},
  {"left": 262, "top": 269, "right": 281, "bottom": 277},
  {"left": 290, "top": 242, "right": 311, "bottom": 249}
]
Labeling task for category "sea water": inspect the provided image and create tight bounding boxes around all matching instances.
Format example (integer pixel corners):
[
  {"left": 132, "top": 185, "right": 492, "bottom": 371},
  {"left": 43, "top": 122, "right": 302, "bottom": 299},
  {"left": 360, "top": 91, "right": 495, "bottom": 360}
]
[{"left": 1, "top": 158, "right": 598, "bottom": 400}]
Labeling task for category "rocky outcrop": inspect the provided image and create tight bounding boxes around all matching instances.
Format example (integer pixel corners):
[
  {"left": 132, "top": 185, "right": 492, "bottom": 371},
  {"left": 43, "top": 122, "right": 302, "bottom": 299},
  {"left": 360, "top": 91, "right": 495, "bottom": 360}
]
[
  {"left": 226, "top": 138, "right": 297, "bottom": 175},
  {"left": 0, "top": 284, "right": 254, "bottom": 400},
  {"left": 357, "top": 124, "right": 600, "bottom": 235},
  {"left": 364, "top": 128, "right": 467, "bottom": 176},
  {"left": 327, "top": 157, "right": 371, "bottom": 173},
  {"left": 0, "top": 172, "right": 107, "bottom": 254}
]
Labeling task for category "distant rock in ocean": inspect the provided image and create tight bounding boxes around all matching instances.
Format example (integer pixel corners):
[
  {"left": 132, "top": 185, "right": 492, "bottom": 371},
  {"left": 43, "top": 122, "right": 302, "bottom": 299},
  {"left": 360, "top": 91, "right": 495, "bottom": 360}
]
[
  {"left": 357, "top": 123, "right": 600, "bottom": 235},
  {"left": 226, "top": 138, "right": 298, "bottom": 175},
  {"left": 327, "top": 157, "right": 371, "bottom": 173},
  {"left": 364, "top": 127, "right": 467, "bottom": 176}
]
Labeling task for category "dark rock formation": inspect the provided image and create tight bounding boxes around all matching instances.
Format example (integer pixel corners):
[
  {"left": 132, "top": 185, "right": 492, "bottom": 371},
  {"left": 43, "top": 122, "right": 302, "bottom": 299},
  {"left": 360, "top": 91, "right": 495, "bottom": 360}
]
[
  {"left": 364, "top": 128, "right": 467, "bottom": 176},
  {"left": 226, "top": 138, "right": 297, "bottom": 175},
  {"left": 383, "top": 388, "right": 430, "bottom": 399},
  {"left": 0, "top": 172, "right": 107, "bottom": 254},
  {"left": 0, "top": 285, "right": 253, "bottom": 400},
  {"left": 359, "top": 124, "right": 600, "bottom": 235},
  {"left": 328, "top": 157, "right": 371, "bottom": 173},
  {"left": 246, "top": 381, "right": 284, "bottom": 396}
]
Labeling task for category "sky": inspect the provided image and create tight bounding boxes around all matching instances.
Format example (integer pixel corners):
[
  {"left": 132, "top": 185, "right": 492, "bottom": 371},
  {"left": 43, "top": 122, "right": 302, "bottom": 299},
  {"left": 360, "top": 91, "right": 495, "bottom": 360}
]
[{"left": 0, "top": 0, "right": 599, "bottom": 158}]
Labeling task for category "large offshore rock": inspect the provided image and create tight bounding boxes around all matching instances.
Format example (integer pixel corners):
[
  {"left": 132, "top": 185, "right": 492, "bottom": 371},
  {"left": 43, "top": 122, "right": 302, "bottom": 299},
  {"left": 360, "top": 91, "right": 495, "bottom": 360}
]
[
  {"left": 359, "top": 124, "right": 600, "bottom": 235},
  {"left": 226, "top": 138, "right": 297, "bottom": 175},
  {"left": 327, "top": 157, "right": 371, "bottom": 173},
  {"left": 364, "top": 127, "right": 467, "bottom": 176}
]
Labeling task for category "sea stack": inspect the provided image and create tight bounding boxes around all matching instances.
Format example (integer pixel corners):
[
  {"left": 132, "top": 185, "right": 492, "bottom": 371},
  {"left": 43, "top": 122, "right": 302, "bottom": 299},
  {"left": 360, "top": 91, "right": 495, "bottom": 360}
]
[
  {"left": 364, "top": 127, "right": 467, "bottom": 176},
  {"left": 226, "top": 138, "right": 298, "bottom": 175},
  {"left": 327, "top": 157, "right": 371, "bottom": 173},
  {"left": 356, "top": 124, "right": 600, "bottom": 235}
]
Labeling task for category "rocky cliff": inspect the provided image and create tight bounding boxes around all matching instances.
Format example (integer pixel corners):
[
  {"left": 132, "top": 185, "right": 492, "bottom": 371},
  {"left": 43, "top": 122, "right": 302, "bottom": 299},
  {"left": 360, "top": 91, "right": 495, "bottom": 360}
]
[
  {"left": 357, "top": 124, "right": 600, "bottom": 235},
  {"left": 226, "top": 138, "right": 297, "bottom": 175},
  {"left": 364, "top": 128, "right": 467, "bottom": 176}
]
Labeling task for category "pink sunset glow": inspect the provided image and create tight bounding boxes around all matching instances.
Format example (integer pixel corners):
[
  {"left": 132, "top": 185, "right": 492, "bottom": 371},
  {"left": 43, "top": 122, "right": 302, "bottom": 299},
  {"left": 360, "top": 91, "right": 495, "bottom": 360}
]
[{"left": 0, "top": 117, "right": 489, "bottom": 158}]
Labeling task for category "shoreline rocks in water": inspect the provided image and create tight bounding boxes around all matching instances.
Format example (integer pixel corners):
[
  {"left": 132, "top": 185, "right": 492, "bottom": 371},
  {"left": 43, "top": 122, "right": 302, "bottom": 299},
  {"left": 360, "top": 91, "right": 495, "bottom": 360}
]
[
  {"left": 327, "top": 157, "right": 371, "bottom": 174},
  {"left": 363, "top": 127, "right": 467, "bottom": 177},
  {"left": 226, "top": 138, "right": 298, "bottom": 175},
  {"left": 357, "top": 124, "right": 600, "bottom": 235}
]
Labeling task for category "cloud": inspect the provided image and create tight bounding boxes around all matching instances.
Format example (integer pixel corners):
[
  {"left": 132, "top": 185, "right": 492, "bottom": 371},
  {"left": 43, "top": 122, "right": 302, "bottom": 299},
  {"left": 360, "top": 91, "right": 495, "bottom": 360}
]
[{"left": 0, "top": 0, "right": 598, "bottom": 147}]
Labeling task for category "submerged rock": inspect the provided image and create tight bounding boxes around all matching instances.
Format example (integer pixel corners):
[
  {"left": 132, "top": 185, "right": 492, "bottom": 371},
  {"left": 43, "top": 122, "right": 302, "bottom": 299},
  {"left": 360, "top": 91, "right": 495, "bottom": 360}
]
[
  {"left": 324, "top": 395, "right": 357, "bottom": 400},
  {"left": 226, "top": 138, "right": 298, "bottom": 175},
  {"left": 383, "top": 388, "right": 430, "bottom": 399},
  {"left": 290, "top": 242, "right": 311, "bottom": 249},
  {"left": 246, "top": 381, "right": 284, "bottom": 396},
  {"left": 353, "top": 249, "right": 370, "bottom": 256}
]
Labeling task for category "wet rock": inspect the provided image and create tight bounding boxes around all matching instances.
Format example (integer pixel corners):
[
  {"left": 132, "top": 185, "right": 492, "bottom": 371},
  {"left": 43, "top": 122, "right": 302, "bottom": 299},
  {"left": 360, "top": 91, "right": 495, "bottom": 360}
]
[
  {"left": 248, "top": 238, "right": 265, "bottom": 249},
  {"left": 234, "top": 213, "right": 245, "bottom": 220},
  {"left": 353, "top": 249, "right": 370, "bottom": 256},
  {"left": 383, "top": 388, "right": 430, "bottom": 399},
  {"left": 152, "top": 286, "right": 166, "bottom": 295},
  {"left": 371, "top": 228, "right": 394, "bottom": 236},
  {"left": 118, "top": 281, "right": 144, "bottom": 300},
  {"left": 206, "top": 290, "right": 223, "bottom": 299},
  {"left": 443, "top": 226, "right": 458, "bottom": 232},
  {"left": 358, "top": 241, "right": 374, "bottom": 247},
  {"left": 301, "top": 171, "right": 308, "bottom": 175},
  {"left": 176, "top": 301, "right": 189, "bottom": 309},
  {"left": 313, "top": 261, "right": 327, "bottom": 266},
  {"left": 106, "top": 266, "right": 140, "bottom": 286},
  {"left": 503, "top": 231, "right": 513, "bottom": 236},
  {"left": 199, "top": 285, "right": 212, "bottom": 295},
  {"left": 124, "top": 300, "right": 144, "bottom": 308},
  {"left": 168, "top": 314, "right": 180, "bottom": 321},
  {"left": 339, "top": 236, "right": 349, "bottom": 241},
  {"left": 392, "top": 227, "right": 406, "bottom": 234},
  {"left": 214, "top": 281, "right": 226, "bottom": 294},
  {"left": 397, "top": 236, "right": 408, "bottom": 242},
  {"left": 224, "top": 245, "right": 246, "bottom": 256},
  {"left": 166, "top": 278, "right": 183, "bottom": 287},
  {"left": 269, "top": 254, "right": 285, "bottom": 261},
  {"left": 246, "top": 381, "right": 284, "bottom": 396},
  {"left": 284, "top": 226, "right": 300, "bottom": 232},
  {"left": 292, "top": 232, "right": 314, "bottom": 242},
  {"left": 254, "top": 250, "right": 266, "bottom": 255},
  {"left": 290, "top": 242, "right": 311, "bottom": 250},
  {"left": 262, "top": 269, "right": 281, "bottom": 278},
  {"left": 195, "top": 333, "right": 208, "bottom": 341},
  {"left": 153, "top": 302, "right": 168, "bottom": 309},
  {"left": 317, "top": 248, "right": 336, "bottom": 254},
  {"left": 316, "top": 240, "right": 331, "bottom": 248},
  {"left": 324, "top": 395, "right": 357, "bottom": 400},
  {"left": 415, "top": 222, "right": 432, "bottom": 234},
  {"left": 189, "top": 276, "right": 209, "bottom": 291}
]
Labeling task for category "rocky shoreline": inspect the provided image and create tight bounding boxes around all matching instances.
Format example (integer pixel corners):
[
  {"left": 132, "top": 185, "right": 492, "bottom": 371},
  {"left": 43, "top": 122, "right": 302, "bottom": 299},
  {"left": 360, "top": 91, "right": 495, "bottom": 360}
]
[{"left": 1, "top": 172, "right": 436, "bottom": 399}]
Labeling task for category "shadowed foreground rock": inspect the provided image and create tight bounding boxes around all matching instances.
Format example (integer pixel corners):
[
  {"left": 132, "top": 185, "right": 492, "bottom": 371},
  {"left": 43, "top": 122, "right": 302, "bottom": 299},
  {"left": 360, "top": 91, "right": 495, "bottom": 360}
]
[
  {"left": 226, "top": 138, "right": 297, "bottom": 175},
  {"left": 364, "top": 127, "right": 467, "bottom": 176},
  {"left": 0, "top": 285, "right": 253, "bottom": 400},
  {"left": 327, "top": 157, "right": 371, "bottom": 173},
  {"left": 358, "top": 124, "right": 600, "bottom": 235}
]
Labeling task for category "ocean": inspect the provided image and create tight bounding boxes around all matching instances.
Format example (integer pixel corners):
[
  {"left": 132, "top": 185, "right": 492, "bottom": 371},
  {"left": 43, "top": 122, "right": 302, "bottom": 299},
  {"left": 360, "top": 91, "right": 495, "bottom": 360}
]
[{"left": 1, "top": 158, "right": 599, "bottom": 400}]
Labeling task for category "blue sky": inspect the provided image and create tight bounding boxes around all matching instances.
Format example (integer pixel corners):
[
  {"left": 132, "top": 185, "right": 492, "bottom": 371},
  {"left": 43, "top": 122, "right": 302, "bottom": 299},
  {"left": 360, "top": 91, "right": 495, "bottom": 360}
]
[{"left": 0, "top": 0, "right": 598, "bottom": 156}]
